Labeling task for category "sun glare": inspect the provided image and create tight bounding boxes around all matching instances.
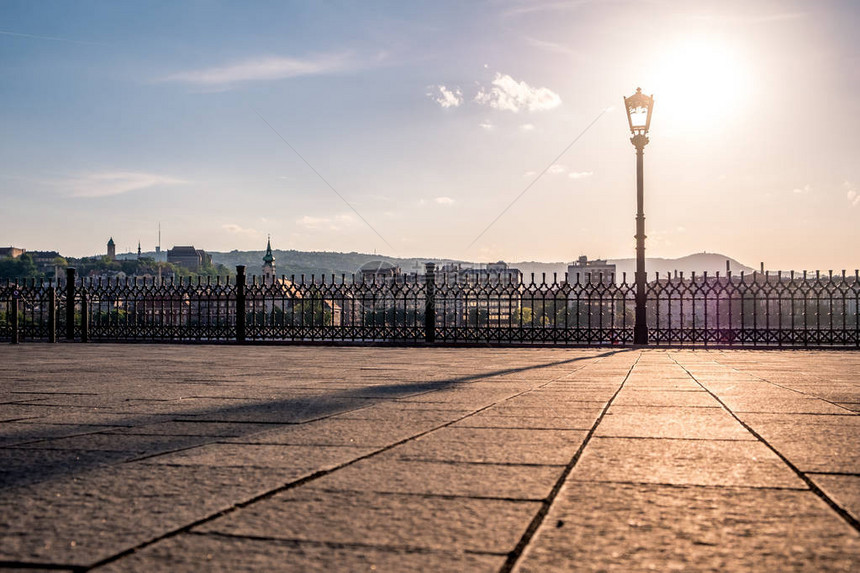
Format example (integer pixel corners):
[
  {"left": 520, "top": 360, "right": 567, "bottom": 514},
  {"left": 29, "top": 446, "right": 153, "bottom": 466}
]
[{"left": 647, "top": 36, "right": 750, "bottom": 131}]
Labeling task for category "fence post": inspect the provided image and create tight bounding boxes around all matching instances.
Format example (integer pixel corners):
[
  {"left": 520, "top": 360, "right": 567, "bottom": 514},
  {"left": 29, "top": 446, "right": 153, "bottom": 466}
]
[
  {"left": 424, "top": 262, "right": 436, "bottom": 343},
  {"left": 80, "top": 287, "right": 88, "bottom": 343},
  {"left": 10, "top": 291, "right": 19, "bottom": 345},
  {"left": 65, "top": 268, "right": 76, "bottom": 341},
  {"left": 236, "top": 265, "right": 246, "bottom": 344},
  {"left": 48, "top": 286, "right": 56, "bottom": 343}
]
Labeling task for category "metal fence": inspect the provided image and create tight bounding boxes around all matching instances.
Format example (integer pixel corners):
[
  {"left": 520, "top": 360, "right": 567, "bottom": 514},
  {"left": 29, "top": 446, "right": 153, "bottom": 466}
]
[{"left": 2, "top": 265, "right": 858, "bottom": 347}]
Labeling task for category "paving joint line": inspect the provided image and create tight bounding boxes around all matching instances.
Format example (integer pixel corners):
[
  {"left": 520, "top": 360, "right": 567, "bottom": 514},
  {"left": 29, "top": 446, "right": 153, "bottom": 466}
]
[
  {"left": 80, "top": 355, "right": 606, "bottom": 571},
  {"left": 706, "top": 355, "right": 857, "bottom": 414},
  {"left": 453, "top": 426, "right": 593, "bottom": 431},
  {"left": 124, "top": 443, "right": 219, "bottom": 464},
  {"left": 565, "top": 478, "right": 811, "bottom": 491},
  {"left": 379, "top": 459, "right": 567, "bottom": 468},
  {"left": 588, "top": 435, "right": 759, "bottom": 442},
  {"left": 10, "top": 391, "right": 98, "bottom": 396},
  {"left": 304, "top": 487, "right": 546, "bottom": 502},
  {"left": 668, "top": 353, "right": 860, "bottom": 534},
  {"left": 188, "top": 529, "right": 511, "bottom": 557},
  {"left": 0, "top": 560, "right": 81, "bottom": 571},
  {"left": 499, "top": 350, "right": 642, "bottom": 573}
]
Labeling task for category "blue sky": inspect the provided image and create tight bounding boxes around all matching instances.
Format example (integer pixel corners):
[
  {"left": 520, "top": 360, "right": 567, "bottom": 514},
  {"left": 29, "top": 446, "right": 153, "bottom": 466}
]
[{"left": 1, "top": 0, "right": 858, "bottom": 271}]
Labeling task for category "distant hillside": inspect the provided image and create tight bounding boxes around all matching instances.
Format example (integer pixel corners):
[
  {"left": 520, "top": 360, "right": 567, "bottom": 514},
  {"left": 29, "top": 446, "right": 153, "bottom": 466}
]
[
  {"left": 207, "top": 249, "right": 753, "bottom": 282},
  {"left": 608, "top": 253, "right": 756, "bottom": 281},
  {"left": 209, "top": 249, "right": 458, "bottom": 279},
  {"left": 508, "top": 253, "right": 754, "bottom": 282}
]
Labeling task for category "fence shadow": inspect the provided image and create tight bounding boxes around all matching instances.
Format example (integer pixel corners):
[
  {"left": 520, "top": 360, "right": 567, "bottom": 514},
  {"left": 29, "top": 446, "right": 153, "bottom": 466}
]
[{"left": 0, "top": 350, "right": 622, "bottom": 490}]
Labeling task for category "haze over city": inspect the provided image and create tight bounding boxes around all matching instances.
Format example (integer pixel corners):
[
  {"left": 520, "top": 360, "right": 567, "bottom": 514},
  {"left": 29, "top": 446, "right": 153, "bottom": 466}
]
[{"left": 2, "top": 0, "right": 858, "bottom": 271}]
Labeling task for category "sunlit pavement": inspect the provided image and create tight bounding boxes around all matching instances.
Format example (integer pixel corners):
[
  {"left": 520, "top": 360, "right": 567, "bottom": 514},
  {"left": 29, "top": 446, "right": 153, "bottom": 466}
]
[{"left": 1, "top": 345, "right": 858, "bottom": 571}]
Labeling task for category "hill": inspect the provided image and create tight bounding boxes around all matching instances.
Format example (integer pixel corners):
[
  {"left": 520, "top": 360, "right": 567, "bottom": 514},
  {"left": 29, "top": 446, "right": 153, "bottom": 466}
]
[
  {"left": 207, "top": 249, "right": 754, "bottom": 282},
  {"left": 209, "top": 249, "right": 458, "bottom": 280}
]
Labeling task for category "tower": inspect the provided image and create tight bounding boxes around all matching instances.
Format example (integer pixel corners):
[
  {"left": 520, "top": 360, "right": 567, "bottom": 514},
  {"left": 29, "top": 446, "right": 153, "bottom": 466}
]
[
  {"left": 107, "top": 237, "right": 116, "bottom": 261},
  {"left": 262, "top": 235, "right": 276, "bottom": 283},
  {"left": 137, "top": 241, "right": 142, "bottom": 259}
]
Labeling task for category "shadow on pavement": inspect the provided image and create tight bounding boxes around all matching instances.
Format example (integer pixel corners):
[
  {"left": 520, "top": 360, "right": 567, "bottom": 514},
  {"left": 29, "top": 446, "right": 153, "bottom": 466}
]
[{"left": 0, "top": 350, "right": 624, "bottom": 489}]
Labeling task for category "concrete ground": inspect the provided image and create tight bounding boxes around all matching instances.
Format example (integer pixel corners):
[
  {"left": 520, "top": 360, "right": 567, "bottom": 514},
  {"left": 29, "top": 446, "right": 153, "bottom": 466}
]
[{"left": 0, "top": 345, "right": 858, "bottom": 572}]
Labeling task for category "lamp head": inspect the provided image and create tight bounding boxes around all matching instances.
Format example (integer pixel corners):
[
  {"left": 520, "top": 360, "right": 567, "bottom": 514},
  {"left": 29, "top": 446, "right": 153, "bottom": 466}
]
[{"left": 624, "top": 87, "right": 654, "bottom": 136}]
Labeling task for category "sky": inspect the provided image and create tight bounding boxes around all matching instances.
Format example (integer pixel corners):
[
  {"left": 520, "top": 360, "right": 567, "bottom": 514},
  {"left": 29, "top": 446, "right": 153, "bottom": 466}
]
[{"left": 1, "top": 0, "right": 858, "bottom": 272}]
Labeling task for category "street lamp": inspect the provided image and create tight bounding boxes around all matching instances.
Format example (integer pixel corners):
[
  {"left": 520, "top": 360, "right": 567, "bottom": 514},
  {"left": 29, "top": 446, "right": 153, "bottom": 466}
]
[{"left": 624, "top": 87, "right": 654, "bottom": 345}]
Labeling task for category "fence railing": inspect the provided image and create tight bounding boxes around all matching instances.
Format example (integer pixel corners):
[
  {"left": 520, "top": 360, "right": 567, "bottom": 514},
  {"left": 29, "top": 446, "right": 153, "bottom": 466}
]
[{"left": 2, "top": 265, "right": 858, "bottom": 347}]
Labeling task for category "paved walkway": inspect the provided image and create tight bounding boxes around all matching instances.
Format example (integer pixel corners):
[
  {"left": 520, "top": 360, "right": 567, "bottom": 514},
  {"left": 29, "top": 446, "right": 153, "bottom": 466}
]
[{"left": 0, "top": 345, "right": 858, "bottom": 571}]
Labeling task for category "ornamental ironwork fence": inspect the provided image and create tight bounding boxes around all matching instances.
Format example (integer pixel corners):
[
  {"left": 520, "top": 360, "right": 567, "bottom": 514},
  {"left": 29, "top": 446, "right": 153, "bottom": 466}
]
[{"left": 2, "top": 265, "right": 858, "bottom": 347}]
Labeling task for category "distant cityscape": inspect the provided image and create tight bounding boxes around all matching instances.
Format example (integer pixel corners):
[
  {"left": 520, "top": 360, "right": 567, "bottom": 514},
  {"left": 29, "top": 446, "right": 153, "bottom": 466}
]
[
  {"left": 2, "top": 237, "right": 857, "bottom": 347},
  {"left": 2, "top": 232, "right": 772, "bottom": 287},
  {"left": 1, "top": 237, "right": 622, "bottom": 286},
  {"left": 0, "top": 236, "right": 231, "bottom": 283}
]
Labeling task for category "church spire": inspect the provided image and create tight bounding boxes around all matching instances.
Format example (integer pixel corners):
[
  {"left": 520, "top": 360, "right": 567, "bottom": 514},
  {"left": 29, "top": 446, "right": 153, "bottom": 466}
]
[
  {"left": 263, "top": 235, "right": 275, "bottom": 264},
  {"left": 262, "top": 235, "right": 276, "bottom": 281}
]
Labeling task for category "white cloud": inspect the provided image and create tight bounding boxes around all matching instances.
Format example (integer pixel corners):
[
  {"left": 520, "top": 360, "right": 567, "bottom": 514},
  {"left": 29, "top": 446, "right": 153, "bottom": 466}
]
[
  {"left": 296, "top": 214, "right": 354, "bottom": 230},
  {"left": 222, "top": 223, "right": 262, "bottom": 237},
  {"left": 548, "top": 164, "right": 566, "bottom": 174},
  {"left": 430, "top": 85, "right": 463, "bottom": 108},
  {"left": 161, "top": 53, "right": 354, "bottom": 86},
  {"left": 297, "top": 216, "right": 327, "bottom": 228},
  {"left": 66, "top": 171, "right": 187, "bottom": 198},
  {"left": 522, "top": 37, "right": 580, "bottom": 57},
  {"left": 792, "top": 184, "right": 812, "bottom": 194},
  {"left": 474, "top": 73, "right": 561, "bottom": 112},
  {"left": 419, "top": 197, "right": 456, "bottom": 206},
  {"left": 568, "top": 171, "right": 594, "bottom": 180},
  {"left": 479, "top": 121, "right": 494, "bottom": 130},
  {"left": 523, "top": 170, "right": 536, "bottom": 177},
  {"left": 520, "top": 123, "right": 535, "bottom": 131},
  {"left": 846, "top": 181, "right": 860, "bottom": 207}
]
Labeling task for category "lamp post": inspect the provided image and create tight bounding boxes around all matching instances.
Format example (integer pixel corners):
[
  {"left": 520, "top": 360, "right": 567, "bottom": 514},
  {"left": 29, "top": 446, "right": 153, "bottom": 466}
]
[{"left": 624, "top": 87, "right": 654, "bottom": 345}]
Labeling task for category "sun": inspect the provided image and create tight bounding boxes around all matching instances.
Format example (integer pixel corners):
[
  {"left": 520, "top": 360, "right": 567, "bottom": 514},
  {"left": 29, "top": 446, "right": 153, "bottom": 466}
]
[{"left": 646, "top": 35, "right": 751, "bottom": 132}]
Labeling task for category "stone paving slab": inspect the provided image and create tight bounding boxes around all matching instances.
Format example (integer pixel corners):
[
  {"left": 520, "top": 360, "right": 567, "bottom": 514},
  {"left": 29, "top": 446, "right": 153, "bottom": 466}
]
[
  {"left": 810, "top": 474, "right": 860, "bottom": 523},
  {"left": 0, "top": 345, "right": 858, "bottom": 572},
  {"left": 0, "top": 423, "right": 118, "bottom": 447},
  {"left": 735, "top": 414, "right": 860, "bottom": 473},
  {"left": 309, "top": 456, "right": 564, "bottom": 499},
  {"left": 8, "top": 433, "right": 210, "bottom": 453},
  {"left": 391, "top": 431, "right": 588, "bottom": 465},
  {"left": 595, "top": 407, "right": 757, "bottom": 440},
  {"left": 221, "top": 418, "right": 444, "bottom": 447},
  {"left": 143, "top": 443, "right": 376, "bottom": 470},
  {"left": 101, "top": 420, "right": 283, "bottom": 438},
  {"left": 0, "top": 448, "right": 141, "bottom": 489},
  {"left": 0, "top": 464, "right": 298, "bottom": 565},
  {"left": 194, "top": 487, "right": 540, "bottom": 554},
  {"left": 570, "top": 436, "right": 807, "bottom": 488},
  {"left": 515, "top": 482, "right": 860, "bottom": 572},
  {"left": 451, "top": 411, "right": 600, "bottom": 429},
  {"left": 610, "top": 389, "right": 719, "bottom": 408},
  {"left": 92, "top": 533, "right": 507, "bottom": 573}
]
